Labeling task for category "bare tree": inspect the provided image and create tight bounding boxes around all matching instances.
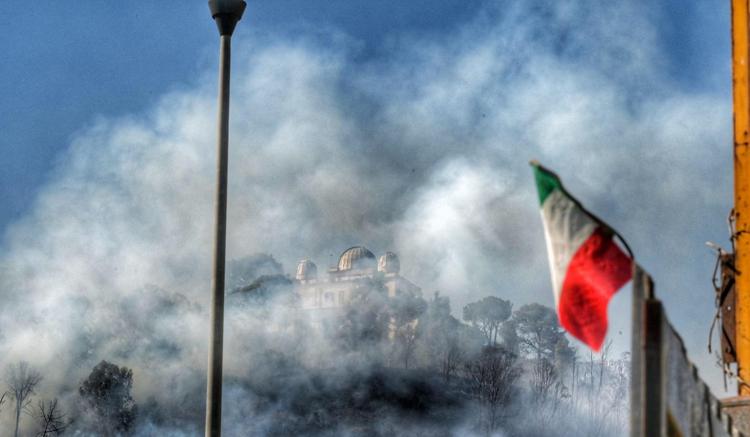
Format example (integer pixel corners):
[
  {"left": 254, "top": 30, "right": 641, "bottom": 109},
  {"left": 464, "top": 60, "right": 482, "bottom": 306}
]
[
  {"left": 34, "top": 398, "right": 67, "bottom": 436},
  {"left": 464, "top": 347, "right": 521, "bottom": 434},
  {"left": 553, "top": 336, "right": 576, "bottom": 391},
  {"left": 0, "top": 391, "right": 7, "bottom": 414},
  {"left": 424, "top": 322, "right": 465, "bottom": 381},
  {"left": 388, "top": 291, "right": 427, "bottom": 369},
  {"left": 531, "top": 357, "right": 570, "bottom": 434},
  {"left": 6, "top": 361, "right": 43, "bottom": 437},
  {"left": 393, "top": 321, "right": 420, "bottom": 368},
  {"left": 531, "top": 357, "right": 558, "bottom": 403},
  {"left": 418, "top": 292, "right": 465, "bottom": 380},
  {"left": 439, "top": 341, "right": 463, "bottom": 382},
  {"left": 597, "top": 339, "right": 613, "bottom": 395}
]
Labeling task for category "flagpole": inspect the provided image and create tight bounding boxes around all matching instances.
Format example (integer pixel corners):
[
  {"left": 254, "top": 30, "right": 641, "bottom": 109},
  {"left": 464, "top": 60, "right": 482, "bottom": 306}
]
[{"left": 205, "top": 1, "right": 246, "bottom": 436}]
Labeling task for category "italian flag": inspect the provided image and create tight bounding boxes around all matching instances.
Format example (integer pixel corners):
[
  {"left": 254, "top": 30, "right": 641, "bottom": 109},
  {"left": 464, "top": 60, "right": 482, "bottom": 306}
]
[{"left": 532, "top": 162, "right": 632, "bottom": 351}]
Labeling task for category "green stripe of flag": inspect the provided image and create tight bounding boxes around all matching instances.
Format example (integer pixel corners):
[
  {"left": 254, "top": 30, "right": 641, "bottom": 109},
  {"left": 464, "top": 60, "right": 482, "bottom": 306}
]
[{"left": 532, "top": 163, "right": 562, "bottom": 205}]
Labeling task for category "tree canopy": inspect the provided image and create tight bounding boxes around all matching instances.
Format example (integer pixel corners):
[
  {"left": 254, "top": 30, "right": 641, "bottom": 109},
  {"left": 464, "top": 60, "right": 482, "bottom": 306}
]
[
  {"left": 78, "top": 360, "right": 137, "bottom": 433},
  {"left": 463, "top": 296, "right": 513, "bottom": 346},
  {"left": 512, "top": 303, "right": 567, "bottom": 360}
]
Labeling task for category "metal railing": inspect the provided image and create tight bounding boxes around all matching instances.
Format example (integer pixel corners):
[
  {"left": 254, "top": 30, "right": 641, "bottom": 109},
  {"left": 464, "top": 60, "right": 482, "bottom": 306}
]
[{"left": 631, "top": 266, "right": 743, "bottom": 436}]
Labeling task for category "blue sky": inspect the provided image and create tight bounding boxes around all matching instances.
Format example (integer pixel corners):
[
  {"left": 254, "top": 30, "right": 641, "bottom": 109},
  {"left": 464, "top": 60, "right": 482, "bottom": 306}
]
[
  {"left": 0, "top": 1, "right": 486, "bottom": 228},
  {"left": 0, "top": 1, "right": 730, "bottom": 230},
  {"left": 0, "top": 0, "right": 739, "bottom": 398}
]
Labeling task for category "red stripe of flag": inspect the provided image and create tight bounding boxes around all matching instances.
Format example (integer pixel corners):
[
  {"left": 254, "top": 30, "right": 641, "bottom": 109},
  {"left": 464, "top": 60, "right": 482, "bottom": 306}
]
[{"left": 558, "top": 227, "right": 633, "bottom": 351}]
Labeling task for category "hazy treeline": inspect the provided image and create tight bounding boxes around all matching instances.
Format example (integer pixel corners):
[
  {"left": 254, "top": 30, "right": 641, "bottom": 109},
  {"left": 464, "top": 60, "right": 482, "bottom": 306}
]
[{"left": 0, "top": 254, "right": 628, "bottom": 436}]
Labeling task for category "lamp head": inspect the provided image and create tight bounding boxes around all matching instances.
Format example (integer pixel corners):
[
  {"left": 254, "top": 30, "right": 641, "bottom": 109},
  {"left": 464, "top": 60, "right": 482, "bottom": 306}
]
[{"left": 208, "top": 0, "right": 246, "bottom": 36}]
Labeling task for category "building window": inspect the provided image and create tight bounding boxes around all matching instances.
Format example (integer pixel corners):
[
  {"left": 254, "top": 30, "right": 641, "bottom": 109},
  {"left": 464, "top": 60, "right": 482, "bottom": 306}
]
[{"left": 324, "top": 292, "right": 335, "bottom": 306}]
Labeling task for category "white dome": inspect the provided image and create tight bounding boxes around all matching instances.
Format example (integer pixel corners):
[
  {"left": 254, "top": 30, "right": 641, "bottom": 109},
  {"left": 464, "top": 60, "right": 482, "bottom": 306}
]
[
  {"left": 295, "top": 259, "right": 317, "bottom": 280},
  {"left": 378, "top": 252, "right": 400, "bottom": 274},
  {"left": 337, "top": 246, "right": 376, "bottom": 271}
]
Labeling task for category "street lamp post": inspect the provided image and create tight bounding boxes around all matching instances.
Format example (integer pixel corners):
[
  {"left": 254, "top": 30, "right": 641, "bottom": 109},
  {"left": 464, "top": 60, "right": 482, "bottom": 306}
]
[{"left": 206, "top": 1, "right": 246, "bottom": 436}]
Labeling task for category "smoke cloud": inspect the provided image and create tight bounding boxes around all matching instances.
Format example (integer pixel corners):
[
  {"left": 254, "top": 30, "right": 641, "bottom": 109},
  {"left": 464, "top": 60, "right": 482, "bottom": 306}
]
[{"left": 0, "top": 0, "right": 730, "bottom": 434}]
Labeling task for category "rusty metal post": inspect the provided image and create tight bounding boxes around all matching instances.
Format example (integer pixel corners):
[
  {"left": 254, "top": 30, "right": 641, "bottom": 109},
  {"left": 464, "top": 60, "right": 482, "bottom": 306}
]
[
  {"left": 205, "top": 1, "right": 246, "bottom": 436},
  {"left": 732, "top": 0, "right": 750, "bottom": 396}
]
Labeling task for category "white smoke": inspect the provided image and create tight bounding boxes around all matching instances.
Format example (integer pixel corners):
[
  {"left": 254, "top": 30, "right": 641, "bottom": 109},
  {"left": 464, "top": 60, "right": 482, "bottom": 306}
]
[{"left": 0, "top": 0, "right": 731, "bottom": 433}]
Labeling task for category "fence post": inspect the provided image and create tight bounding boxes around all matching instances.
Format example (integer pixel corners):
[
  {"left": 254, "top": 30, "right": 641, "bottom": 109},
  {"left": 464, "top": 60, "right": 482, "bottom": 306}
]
[
  {"left": 631, "top": 265, "right": 665, "bottom": 437},
  {"left": 632, "top": 265, "right": 653, "bottom": 436},
  {"left": 631, "top": 265, "right": 645, "bottom": 436},
  {"left": 642, "top": 298, "right": 665, "bottom": 436}
]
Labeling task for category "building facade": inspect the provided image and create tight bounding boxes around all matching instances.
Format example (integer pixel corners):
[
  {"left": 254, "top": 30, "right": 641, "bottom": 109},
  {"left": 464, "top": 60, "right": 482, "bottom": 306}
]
[{"left": 294, "top": 246, "right": 421, "bottom": 311}]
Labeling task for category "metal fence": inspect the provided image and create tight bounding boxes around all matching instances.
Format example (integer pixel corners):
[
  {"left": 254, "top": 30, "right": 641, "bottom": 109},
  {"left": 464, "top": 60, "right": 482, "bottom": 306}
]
[{"left": 631, "top": 266, "right": 743, "bottom": 437}]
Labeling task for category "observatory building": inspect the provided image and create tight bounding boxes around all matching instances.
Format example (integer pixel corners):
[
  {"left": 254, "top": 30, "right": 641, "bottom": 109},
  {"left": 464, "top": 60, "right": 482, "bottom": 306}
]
[{"left": 294, "top": 246, "right": 421, "bottom": 311}]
